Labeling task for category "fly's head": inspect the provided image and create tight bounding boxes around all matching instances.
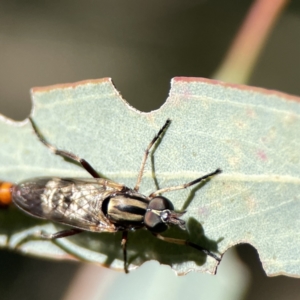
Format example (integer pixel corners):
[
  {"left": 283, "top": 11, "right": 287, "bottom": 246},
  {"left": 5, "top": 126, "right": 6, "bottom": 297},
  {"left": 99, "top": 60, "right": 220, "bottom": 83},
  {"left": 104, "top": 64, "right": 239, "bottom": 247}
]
[{"left": 144, "top": 196, "right": 186, "bottom": 233}]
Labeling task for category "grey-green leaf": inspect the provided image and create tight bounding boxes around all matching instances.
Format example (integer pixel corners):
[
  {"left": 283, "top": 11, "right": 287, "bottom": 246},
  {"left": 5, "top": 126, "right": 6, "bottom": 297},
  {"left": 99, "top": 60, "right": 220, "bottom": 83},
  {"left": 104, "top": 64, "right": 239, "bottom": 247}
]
[{"left": 0, "top": 77, "right": 300, "bottom": 276}]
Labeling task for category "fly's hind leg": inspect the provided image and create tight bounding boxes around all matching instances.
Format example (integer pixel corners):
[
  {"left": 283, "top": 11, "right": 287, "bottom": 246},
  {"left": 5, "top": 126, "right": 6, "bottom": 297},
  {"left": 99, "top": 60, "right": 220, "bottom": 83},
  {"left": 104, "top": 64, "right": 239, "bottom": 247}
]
[
  {"left": 15, "top": 228, "right": 83, "bottom": 249},
  {"left": 29, "top": 117, "right": 100, "bottom": 178},
  {"left": 13, "top": 228, "right": 98, "bottom": 264},
  {"left": 39, "top": 228, "right": 83, "bottom": 239}
]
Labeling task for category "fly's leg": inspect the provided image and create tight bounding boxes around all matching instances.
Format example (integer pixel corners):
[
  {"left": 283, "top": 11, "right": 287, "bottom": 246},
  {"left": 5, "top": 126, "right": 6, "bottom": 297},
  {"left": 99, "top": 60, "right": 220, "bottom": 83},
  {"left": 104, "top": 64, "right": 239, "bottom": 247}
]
[
  {"left": 121, "top": 231, "right": 129, "bottom": 273},
  {"left": 152, "top": 233, "right": 221, "bottom": 262},
  {"left": 39, "top": 228, "right": 83, "bottom": 239},
  {"left": 29, "top": 118, "right": 100, "bottom": 178},
  {"left": 13, "top": 228, "right": 98, "bottom": 264},
  {"left": 134, "top": 119, "right": 171, "bottom": 192},
  {"left": 150, "top": 168, "right": 222, "bottom": 197},
  {"left": 15, "top": 228, "right": 82, "bottom": 249}
]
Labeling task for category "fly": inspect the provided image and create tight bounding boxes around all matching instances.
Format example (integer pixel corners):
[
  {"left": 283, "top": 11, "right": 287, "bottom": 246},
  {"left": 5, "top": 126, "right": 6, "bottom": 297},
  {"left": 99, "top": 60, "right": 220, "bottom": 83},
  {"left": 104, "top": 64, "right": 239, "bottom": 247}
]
[{"left": 0, "top": 118, "right": 222, "bottom": 273}]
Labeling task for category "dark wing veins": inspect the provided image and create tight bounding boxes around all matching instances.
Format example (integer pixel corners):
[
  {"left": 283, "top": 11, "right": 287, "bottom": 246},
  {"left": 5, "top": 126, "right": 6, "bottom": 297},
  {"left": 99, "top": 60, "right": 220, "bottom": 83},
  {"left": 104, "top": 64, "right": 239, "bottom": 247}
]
[{"left": 14, "top": 177, "right": 124, "bottom": 233}]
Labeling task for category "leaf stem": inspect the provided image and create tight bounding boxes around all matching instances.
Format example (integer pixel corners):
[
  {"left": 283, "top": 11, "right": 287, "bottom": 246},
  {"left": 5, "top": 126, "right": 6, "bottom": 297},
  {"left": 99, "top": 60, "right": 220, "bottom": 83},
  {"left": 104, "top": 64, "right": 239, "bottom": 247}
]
[{"left": 213, "top": 0, "right": 289, "bottom": 84}]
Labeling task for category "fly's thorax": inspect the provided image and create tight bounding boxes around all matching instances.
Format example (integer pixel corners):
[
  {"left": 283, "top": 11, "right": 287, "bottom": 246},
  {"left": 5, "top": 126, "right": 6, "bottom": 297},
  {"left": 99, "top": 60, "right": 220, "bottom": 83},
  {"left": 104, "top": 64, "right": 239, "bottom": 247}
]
[{"left": 102, "top": 193, "right": 149, "bottom": 228}]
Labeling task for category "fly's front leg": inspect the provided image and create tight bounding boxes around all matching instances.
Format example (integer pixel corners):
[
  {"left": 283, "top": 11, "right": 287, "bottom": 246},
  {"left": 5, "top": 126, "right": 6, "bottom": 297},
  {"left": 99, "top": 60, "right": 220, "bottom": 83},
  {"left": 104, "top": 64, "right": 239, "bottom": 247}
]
[
  {"left": 150, "top": 168, "right": 222, "bottom": 197},
  {"left": 152, "top": 232, "right": 221, "bottom": 262},
  {"left": 29, "top": 118, "right": 100, "bottom": 178},
  {"left": 134, "top": 119, "right": 171, "bottom": 192},
  {"left": 121, "top": 231, "right": 129, "bottom": 273}
]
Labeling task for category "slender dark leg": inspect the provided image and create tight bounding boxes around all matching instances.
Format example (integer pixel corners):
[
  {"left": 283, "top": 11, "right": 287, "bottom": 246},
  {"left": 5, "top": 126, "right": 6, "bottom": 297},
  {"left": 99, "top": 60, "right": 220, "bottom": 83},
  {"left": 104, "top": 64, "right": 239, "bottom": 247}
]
[
  {"left": 152, "top": 233, "right": 220, "bottom": 262},
  {"left": 134, "top": 119, "right": 171, "bottom": 191},
  {"left": 15, "top": 228, "right": 83, "bottom": 249},
  {"left": 150, "top": 169, "right": 222, "bottom": 197},
  {"left": 29, "top": 118, "right": 100, "bottom": 178},
  {"left": 39, "top": 228, "right": 83, "bottom": 239},
  {"left": 121, "top": 231, "right": 129, "bottom": 273}
]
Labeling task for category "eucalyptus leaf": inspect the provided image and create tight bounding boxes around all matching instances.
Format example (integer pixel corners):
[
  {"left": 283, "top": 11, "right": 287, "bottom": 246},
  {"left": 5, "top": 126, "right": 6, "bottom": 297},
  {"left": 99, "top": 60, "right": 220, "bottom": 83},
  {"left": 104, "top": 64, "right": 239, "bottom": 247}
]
[{"left": 0, "top": 77, "right": 299, "bottom": 276}]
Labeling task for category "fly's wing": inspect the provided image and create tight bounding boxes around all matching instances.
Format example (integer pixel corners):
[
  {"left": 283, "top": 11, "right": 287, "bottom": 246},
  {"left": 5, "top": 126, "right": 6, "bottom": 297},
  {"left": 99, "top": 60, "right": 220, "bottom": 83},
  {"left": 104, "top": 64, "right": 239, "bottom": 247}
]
[{"left": 12, "top": 177, "right": 126, "bottom": 233}]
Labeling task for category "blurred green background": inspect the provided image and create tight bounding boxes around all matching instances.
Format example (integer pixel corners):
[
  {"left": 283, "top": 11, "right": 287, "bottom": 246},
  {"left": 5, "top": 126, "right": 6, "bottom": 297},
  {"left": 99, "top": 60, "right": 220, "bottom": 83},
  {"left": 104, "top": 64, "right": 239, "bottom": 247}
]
[{"left": 1, "top": 0, "right": 300, "bottom": 299}]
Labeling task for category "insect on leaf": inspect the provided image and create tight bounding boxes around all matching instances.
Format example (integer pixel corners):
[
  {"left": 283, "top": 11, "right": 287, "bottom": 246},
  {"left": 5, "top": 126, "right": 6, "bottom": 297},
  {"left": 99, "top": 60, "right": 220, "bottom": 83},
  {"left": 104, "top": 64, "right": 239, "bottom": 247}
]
[{"left": 0, "top": 77, "right": 300, "bottom": 276}]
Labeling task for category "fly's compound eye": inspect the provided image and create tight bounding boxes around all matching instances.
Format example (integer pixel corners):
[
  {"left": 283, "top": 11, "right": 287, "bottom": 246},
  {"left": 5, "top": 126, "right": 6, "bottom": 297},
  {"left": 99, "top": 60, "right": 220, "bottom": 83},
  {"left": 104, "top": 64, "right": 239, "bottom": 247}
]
[
  {"left": 144, "top": 196, "right": 174, "bottom": 233},
  {"left": 147, "top": 196, "right": 174, "bottom": 211},
  {"left": 144, "top": 210, "right": 168, "bottom": 233},
  {"left": 145, "top": 196, "right": 187, "bottom": 232}
]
